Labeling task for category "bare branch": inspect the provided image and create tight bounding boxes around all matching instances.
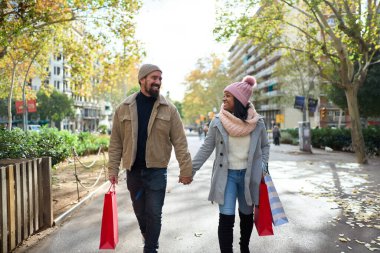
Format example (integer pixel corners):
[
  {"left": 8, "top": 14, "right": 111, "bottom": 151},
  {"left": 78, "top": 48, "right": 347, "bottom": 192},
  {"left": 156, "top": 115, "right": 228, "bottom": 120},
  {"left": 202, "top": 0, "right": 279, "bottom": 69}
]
[
  {"left": 369, "top": 58, "right": 380, "bottom": 65},
  {"left": 342, "top": 0, "right": 355, "bottom": 20},
  {"left": 283, "top": 21, "right": 319, "bottom": 43},
  {"left": 280, "top": 0, "right": 315, "bottom": 20},
  {"left": 323, "top": 0, "right": 368, "bottom": 52},
  {"left": 33, "top": 17, "right": 76, "bottom": 30}
]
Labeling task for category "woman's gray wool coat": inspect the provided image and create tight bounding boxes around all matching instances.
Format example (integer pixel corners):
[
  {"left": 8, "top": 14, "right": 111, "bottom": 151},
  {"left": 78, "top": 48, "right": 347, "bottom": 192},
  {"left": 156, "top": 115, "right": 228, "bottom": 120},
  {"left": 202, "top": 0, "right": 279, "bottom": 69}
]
[{"left": 192, "top": 115, "right": 270, "bottom": 206}]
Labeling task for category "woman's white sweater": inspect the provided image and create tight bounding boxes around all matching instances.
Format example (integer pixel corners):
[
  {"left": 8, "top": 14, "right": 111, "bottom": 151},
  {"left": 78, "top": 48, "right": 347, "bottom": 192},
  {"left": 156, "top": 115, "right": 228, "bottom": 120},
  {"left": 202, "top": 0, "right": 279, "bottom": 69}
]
[{"left": 228, "top": 135, "right": 250, "bottom": 170}]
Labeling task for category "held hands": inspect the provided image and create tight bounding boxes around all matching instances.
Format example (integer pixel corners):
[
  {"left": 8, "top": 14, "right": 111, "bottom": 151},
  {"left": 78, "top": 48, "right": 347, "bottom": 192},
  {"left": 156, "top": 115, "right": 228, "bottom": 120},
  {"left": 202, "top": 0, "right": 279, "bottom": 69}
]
[
  {"left": 109, "top": 175, "right": 119, "bottom": 184},
  {"left": 178, "top": 176, "right": 193, "bottom": 185}
]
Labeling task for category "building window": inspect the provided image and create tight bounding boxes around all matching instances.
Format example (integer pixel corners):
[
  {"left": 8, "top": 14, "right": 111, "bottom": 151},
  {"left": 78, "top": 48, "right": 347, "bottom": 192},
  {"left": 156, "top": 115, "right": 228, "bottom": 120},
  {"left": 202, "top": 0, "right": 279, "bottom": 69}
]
[{"left": 54, "top": 67, "right": 61, "bottom": 75}]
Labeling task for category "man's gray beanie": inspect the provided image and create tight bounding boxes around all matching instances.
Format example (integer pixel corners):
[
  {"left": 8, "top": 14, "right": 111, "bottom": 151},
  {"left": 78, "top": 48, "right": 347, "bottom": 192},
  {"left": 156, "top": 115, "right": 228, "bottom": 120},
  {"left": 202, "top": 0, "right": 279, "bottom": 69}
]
[{"left": 138, "top": 64, "right": 162, "bottom": 82}]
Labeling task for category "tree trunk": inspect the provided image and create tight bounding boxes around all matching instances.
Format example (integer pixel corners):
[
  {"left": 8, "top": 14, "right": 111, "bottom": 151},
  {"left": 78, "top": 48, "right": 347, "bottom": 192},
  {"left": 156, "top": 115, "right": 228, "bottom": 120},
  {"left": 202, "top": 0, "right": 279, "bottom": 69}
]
[
  {"left": 0, "top": 47, "right": 7, "bottom": 59},
  {"left": 7, "top": 63, "right": 17, "bottom": 130},
  {"left": 345, "top": 86, "right": 368, "bottom": 164}
]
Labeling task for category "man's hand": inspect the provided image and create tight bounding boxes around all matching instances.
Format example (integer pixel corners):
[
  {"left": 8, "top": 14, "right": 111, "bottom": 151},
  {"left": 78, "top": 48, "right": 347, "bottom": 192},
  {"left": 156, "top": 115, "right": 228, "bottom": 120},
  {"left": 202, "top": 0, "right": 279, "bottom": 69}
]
[
  {"left": 109, "top": 175, "right": 118, "bottom": 184},
  {"left": 178, "top": 176, "right": 193, "bottom": 185}
]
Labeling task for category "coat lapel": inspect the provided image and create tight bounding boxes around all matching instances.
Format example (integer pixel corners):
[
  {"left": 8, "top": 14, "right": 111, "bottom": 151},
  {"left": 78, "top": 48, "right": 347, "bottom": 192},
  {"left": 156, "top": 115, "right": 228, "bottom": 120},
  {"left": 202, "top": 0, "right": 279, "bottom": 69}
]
[
  {"left": 247, "top": 124, "right": 260, "bottom": 167},
  {"left": 214, "top": 117, "right": 229, "bottom": 154}
]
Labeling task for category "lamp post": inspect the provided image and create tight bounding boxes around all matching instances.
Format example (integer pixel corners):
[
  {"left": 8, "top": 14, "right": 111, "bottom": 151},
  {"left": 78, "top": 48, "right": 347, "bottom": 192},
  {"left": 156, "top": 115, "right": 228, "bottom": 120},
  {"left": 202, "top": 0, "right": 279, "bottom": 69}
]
[{"left": 75, "top": 108, "right": 81, "bottom": 132}]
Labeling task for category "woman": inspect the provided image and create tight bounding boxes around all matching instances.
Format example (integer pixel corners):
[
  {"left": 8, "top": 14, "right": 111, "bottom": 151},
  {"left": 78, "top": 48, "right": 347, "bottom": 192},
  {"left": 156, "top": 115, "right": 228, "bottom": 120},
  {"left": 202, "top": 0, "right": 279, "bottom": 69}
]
[{"left": 192, "top": 76, "right": 270, "bottom": 253}]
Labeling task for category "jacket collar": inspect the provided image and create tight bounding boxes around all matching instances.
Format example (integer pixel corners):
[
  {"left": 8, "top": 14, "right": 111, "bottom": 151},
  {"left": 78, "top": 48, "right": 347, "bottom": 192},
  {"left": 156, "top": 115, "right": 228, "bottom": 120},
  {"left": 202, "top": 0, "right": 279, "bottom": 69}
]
[{"left": 123, "top": 92, "right": 169, "bottom": 106}]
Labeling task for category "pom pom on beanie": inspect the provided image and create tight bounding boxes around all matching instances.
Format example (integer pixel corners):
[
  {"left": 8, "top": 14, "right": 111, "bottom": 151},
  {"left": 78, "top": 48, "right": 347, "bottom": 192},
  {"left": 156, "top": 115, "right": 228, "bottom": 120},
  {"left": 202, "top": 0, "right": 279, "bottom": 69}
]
[{"left": 242, "top": 76, "right": 256, "bottom": 87}]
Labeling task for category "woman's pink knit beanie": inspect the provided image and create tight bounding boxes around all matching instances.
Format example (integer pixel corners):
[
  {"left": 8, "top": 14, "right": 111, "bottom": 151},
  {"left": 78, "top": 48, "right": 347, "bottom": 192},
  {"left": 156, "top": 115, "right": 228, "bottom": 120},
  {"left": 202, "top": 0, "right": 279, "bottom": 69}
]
[{"left": 224, "top": 76, "right": 257, "bottom": 107}]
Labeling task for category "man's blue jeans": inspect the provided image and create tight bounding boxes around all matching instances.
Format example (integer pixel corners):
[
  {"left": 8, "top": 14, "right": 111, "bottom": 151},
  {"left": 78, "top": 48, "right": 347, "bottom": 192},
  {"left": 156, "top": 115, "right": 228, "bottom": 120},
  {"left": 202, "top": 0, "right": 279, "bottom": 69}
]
[
  {"left": 219, "top": 169, "right": 253, "bottom": 215},
  {"left": 127, "top": 167, "right": 167, "bottom": 253}
]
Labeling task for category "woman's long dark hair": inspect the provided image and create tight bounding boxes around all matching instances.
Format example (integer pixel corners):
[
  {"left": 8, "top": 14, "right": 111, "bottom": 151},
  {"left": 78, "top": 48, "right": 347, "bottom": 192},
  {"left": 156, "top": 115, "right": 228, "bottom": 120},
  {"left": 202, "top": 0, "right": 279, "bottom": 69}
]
[{"left": 233, "top": 97, "right": 249, "bottom": 121}]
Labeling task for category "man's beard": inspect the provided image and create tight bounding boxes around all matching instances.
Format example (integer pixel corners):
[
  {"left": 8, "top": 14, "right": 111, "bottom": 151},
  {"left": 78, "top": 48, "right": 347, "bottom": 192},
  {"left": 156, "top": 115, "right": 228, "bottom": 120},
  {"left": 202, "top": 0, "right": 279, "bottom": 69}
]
[{"left": 148, "top": 84, "right": 160, "bottom": 98}]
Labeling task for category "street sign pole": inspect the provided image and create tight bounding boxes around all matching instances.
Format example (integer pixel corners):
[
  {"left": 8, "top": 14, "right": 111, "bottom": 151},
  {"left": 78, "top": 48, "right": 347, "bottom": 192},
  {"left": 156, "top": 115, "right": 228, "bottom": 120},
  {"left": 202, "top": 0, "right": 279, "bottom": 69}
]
[{"left": 22, "top": 82, "right": 28, "bottom": 131}]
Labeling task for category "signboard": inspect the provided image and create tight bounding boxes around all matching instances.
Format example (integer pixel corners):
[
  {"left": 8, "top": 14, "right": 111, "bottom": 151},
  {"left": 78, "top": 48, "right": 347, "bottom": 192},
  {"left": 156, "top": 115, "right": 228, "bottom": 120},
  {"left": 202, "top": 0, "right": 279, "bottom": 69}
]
[
  {"left": 294, "top": 96, "right": 304, "bottom": 110},
  {"left": 308, "top": 98, "right": 318, "bottom": 113},
  {"left": 15, "top": 100, "right": 37, "bottom": 114},
  {"left": 276, "top": 114, "right": 284, "bottom": 123},
  {"left": 15, "top": 101, "right": 24, "bottom": 114},
  {"left": 27, "top": 100, "right": 37, "bottom": 113},
  {"left": 294, "top": 96, "right": 318, "bottom": 112}
]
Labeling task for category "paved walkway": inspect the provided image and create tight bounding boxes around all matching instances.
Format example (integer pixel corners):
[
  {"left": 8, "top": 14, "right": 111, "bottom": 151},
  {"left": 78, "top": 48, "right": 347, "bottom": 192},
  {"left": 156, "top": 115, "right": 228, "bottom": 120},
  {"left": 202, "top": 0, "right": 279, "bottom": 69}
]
[{"left": 15, "top": 138, "right": 380, "bottom": 253}]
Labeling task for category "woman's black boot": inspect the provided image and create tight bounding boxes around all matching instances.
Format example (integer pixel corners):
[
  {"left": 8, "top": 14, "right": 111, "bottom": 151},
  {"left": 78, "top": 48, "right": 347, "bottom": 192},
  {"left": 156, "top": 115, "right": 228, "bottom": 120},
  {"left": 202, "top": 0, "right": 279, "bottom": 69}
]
[
  {"left": 218, "top": 213, "right": 235, "bottom": 253},
  {"left": 239, "top": 211, "right": 253, "bottom": 253}
]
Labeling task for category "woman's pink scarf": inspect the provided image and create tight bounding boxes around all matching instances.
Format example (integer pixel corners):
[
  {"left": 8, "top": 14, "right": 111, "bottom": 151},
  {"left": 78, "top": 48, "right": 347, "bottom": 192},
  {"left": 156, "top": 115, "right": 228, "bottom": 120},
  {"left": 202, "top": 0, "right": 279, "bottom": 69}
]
[{"left": 219, "top": 103, "right": 261, "bottom": 137}]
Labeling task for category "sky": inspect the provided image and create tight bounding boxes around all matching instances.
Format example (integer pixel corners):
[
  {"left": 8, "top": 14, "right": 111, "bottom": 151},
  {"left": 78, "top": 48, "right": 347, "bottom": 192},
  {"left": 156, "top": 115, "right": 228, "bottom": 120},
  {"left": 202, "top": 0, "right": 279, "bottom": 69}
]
[{"left": 135, "top": 0, "right": 231, "bottom": 102}]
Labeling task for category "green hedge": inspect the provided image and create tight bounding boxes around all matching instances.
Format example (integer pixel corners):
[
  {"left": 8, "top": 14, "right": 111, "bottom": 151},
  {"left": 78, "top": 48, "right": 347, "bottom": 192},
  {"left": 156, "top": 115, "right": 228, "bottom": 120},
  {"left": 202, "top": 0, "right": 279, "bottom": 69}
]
[
  {"left": 281, "top": 126, "right": 380, "bottom": 155},
  {"left": 0, "top": 127, "right": 110, "bottom": 166}
]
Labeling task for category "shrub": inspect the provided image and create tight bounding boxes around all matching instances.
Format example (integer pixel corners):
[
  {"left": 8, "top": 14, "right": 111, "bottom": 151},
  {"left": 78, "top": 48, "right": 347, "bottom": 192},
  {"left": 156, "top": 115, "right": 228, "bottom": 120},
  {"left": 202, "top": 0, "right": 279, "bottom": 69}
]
[
  {"left": 35, "top": 127, "right": 73, "bottom": 165},
  {"left": 283, "top": 128, "right": 299, "bottom": 139},
  {"left": 276, "top": 126, "right": 379, "bottom": 156},
  {"left": 280, "top": 132, "right": 295, "bottom": 144},
  {"left": 0, "top": 128, "right": 28, "bottom": 159},
  {"left": 363, "top": 126, "right": 380, "bottom": 156},
  {"left": 0, "top": 128, "right": 110, "bottom": 165},
  {"left": 311, "top": 128, "right": 351, "bottom": 150},
  {"left": 98, "top": 125, "right": 107, "bottom": 135}
]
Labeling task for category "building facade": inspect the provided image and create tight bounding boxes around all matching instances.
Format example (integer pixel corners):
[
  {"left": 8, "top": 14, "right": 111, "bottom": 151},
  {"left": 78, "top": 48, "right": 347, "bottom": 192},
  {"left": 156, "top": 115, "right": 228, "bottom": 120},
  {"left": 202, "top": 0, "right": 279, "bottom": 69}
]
[{"left": 31, "top": 22, "right": 110, "bottom": 132}]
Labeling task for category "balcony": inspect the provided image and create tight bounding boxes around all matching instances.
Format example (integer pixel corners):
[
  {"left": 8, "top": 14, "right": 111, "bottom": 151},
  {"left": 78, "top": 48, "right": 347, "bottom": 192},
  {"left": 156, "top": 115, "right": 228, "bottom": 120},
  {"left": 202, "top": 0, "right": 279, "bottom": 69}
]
[
  {"left": 247, "top": 44, "right": 258, "bottom": 55},
  {"left": 258, "top": 104, "right": 281, "bottom": 110},
  {"left": 257, "top": 78, "right": 278, "bottom": 90},
  {"left": 265, "top": 90, "right": 284, "bottom": 97},
  {"left": 255, "top": 66, "right": 275, "bottom": 80}
]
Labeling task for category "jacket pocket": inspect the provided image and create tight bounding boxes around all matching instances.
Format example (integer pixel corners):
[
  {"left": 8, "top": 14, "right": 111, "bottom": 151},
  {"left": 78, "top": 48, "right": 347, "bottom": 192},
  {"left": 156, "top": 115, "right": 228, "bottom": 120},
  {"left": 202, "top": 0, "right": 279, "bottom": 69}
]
[
  {"left": 119, "top": 113, "right": 131, "bottom": 122},
  {"left": 118, "top": 112, "right": 132, "bottom": 146},
  {"left": 154, "top": 113, "right": 170, "bottom": 133}
]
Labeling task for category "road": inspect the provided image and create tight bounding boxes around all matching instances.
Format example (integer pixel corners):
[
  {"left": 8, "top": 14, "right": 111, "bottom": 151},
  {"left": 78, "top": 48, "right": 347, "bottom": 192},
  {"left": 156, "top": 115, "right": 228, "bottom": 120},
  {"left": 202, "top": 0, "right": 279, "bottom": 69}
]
[{"left": 16, "top": 135, "right": 380, "bottom": 253}]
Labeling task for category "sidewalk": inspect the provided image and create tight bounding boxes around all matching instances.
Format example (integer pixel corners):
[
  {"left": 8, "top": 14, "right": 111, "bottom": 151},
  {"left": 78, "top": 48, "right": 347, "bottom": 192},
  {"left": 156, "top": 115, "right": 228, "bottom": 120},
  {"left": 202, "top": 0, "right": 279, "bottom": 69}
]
[{"left": 15, "top": 140, "right": 379, "bottom": 252}]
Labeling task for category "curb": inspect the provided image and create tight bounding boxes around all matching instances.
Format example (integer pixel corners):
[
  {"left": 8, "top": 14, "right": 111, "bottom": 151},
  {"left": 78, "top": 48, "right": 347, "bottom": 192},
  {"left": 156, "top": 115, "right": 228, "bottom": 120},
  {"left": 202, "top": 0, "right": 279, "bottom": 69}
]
[
  {"left": 53, "top": 180, "right": 109, "bottom": 226},
  {"left": 53, "top": 170, "right": 125, "bottom": 226}
]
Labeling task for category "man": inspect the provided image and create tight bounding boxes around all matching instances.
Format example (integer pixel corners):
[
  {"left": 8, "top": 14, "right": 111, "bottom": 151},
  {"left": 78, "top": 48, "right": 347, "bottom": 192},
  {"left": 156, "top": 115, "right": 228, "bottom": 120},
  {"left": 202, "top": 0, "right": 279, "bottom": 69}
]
[
  {"left": 108, "top": 64, "right": 193, "bottom": 253},
  {"left": 272, "top": 124, "right": 281, "bottom": 146}
]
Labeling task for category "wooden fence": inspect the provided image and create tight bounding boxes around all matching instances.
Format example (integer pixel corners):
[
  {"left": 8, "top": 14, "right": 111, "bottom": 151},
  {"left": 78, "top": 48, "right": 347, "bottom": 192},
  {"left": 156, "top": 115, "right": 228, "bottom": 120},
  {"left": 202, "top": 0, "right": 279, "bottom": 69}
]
[{"left": 0, "top": 157, "right": 53, "bottom": 253}]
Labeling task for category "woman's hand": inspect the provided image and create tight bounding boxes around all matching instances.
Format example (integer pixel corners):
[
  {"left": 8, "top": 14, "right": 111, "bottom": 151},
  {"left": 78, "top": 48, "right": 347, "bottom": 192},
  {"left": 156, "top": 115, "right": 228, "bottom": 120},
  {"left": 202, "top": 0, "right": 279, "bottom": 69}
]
[{"left": 178, "top": 176, "right": 193, "bottom": 185}]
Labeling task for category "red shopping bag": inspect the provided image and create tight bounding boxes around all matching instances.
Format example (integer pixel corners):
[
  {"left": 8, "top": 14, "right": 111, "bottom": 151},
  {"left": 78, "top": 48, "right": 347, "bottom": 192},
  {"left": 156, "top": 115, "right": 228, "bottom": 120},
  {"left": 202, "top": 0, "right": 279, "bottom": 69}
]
[
  {"left": 99, "top": 184, "right": 119, "bottom": 249},
  {"left": 254, "top": 179, "right": 274, "bottom": 236}
]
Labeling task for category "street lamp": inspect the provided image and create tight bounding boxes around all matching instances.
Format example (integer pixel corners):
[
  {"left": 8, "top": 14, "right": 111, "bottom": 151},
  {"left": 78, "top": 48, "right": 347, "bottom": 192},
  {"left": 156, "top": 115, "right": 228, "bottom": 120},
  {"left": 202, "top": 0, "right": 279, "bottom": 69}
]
[{"left": 75, "top": 108, "right": 81, "bottom": 132}]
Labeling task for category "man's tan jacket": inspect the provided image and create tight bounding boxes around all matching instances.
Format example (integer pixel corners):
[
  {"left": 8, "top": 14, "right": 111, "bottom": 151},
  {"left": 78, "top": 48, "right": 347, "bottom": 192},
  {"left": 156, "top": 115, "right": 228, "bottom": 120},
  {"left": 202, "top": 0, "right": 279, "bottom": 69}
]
[{"left": 108, "top": 92, "right": 192, "bottom": 178}]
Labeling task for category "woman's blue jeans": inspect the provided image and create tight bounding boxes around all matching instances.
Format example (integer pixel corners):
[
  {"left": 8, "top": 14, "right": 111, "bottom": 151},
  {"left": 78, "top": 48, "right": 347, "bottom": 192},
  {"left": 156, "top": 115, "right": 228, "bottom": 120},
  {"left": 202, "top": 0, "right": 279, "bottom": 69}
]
[
  {"left": 219, "top": 169, "right": 253, "bottom": 215},
  {"left": 127, "top": 167, "right": 167, "bottom": 253}
]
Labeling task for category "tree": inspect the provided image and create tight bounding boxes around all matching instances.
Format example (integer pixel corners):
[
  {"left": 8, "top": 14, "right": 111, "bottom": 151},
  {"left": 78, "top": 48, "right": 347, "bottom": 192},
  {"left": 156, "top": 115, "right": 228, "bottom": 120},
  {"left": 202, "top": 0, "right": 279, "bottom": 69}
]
[
  {"left": 328, "top": 54, "right": 380, "bottom": 118},
  {"left": 215, "top": 0, "right": 380, "bottom": 163},
  {"left": 96, "top": 54, "right": 142, "bottom": 109},
  {"left": 37, "top": 88, "right": 74, "bottom": 128},
  {"left": 182, "top": 54, "right": 231, "bottom": 124},
  {"left": 0, "top": 0, "right": 142, "bottom": 60},
  {"left": 1, "top": 1, "right": 143, "bottom": 129},
  {"left": 173, "top": 101, "right": 184, "bottom": 119},
  {"left": 274, "top": 50, "right": 321, "bottom": 121},
  {"left": 0, "top": 28, "right": 52, "bottom": 130}
]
